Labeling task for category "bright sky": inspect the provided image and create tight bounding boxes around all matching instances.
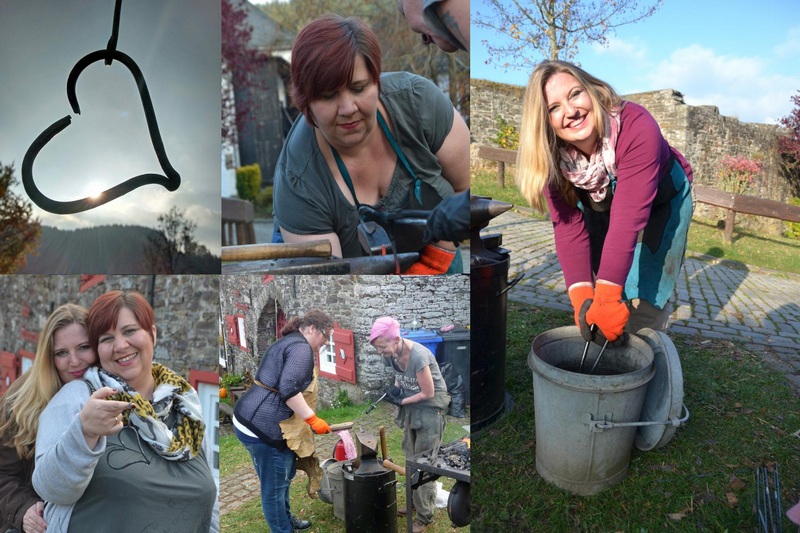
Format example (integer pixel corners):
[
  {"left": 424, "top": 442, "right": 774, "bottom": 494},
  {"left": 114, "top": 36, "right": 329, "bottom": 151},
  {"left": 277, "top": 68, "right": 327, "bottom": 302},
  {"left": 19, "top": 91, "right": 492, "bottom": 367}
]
[
  {"left": 0, "top": 0, "right": 221, "bottom": 255},
  {"left": 471, "top": 0, "right": 800, "bottom": 125}
]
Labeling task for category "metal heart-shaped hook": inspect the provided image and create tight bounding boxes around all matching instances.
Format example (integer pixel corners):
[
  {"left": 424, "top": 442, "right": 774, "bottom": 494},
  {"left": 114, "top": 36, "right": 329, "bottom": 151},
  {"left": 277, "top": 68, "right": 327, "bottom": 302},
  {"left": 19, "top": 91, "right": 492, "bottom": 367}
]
[{"left": 21, "top": 49, "right": 180, "bottom": 215}]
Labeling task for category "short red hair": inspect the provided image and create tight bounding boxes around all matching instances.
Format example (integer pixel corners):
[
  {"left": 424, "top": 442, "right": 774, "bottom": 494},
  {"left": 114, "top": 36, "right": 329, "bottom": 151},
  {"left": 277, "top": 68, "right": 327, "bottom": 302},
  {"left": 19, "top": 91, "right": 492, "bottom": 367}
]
[
  {"left": 87, "top": 291, "right": 155, "bottom": 350},
  {"left": 290, "top": 14, "right": 382, "bottom": 127}
]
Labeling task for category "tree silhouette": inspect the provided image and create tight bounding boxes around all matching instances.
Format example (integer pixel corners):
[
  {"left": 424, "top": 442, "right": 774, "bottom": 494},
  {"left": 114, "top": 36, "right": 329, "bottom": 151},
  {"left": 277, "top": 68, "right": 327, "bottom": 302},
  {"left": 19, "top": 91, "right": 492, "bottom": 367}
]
[
  {"left": 0, "top": 162, "right": 42, "bottom": 273},
  {"left": 143, "top": 206, "right": 200, "bottom": 274},
  {"left": 473, "top": 0, "right": 661, "bottom": 69}
]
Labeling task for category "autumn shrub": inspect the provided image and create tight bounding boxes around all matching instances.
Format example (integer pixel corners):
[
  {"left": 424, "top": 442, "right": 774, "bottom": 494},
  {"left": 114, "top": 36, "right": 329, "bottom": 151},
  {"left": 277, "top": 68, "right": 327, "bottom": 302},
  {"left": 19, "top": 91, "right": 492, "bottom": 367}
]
[
  {"left": 491, "top": 115, "right": 520, "bottom": 150},
  {"left": 715, "top": 155, "right": 762, "bottom": 195}
]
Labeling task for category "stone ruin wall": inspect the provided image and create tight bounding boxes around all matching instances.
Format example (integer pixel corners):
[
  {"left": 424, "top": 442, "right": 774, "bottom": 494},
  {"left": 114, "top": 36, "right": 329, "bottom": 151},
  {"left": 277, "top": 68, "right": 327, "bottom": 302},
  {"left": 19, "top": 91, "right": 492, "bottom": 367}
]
[
  {"left": 0, "top": 275, "right": 219, "bottom": 381},
  {"left": 471, "top": 79, "right": 792, "bottom": 234}
]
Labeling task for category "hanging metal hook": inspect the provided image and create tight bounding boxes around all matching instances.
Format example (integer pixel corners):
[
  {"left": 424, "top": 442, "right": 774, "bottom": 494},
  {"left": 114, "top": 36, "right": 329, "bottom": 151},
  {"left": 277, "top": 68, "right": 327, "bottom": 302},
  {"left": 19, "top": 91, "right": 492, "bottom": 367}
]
[{"left": 105, "top": 0, "right": 122, "bottom": 66}]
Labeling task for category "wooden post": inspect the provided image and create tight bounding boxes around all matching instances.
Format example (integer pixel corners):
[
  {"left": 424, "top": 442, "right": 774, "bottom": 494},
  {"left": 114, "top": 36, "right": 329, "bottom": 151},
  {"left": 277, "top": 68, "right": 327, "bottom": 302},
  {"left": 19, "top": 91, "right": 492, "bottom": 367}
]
[
  {"left": 724, "top": 209, "right": 735, "bottom": 244},
  {"left": 497, "top": 161, "right": 505, "bottom": 188}
]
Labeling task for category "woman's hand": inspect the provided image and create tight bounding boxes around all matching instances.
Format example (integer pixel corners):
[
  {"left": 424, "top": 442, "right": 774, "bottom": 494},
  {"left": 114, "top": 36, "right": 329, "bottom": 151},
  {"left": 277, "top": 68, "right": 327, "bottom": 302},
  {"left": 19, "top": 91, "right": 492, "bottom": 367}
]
[
  {"left": 304, "top": 415, "right": 331, "bottom": 434},
  {"left": 403, "top": 244, "right": 456, "bottom": 275},
  {"left": 22, "top": 500, "right": 47, "bottom": 533},
  {"left": 79, "top": 387, "right": 133, "bottom": 448},
  {"left": 584, "top": 282, "right": 630, "bottom": 342},
  {"left": 568, "top": 283, "right": 594, "bottom": 328}
]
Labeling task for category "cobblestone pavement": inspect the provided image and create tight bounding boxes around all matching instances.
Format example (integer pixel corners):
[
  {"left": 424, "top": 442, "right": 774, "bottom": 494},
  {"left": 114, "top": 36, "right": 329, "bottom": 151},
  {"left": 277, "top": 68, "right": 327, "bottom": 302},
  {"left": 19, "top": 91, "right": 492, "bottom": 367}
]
[{"left": 483, "top": 209, "right": 800, "bottom": 391}]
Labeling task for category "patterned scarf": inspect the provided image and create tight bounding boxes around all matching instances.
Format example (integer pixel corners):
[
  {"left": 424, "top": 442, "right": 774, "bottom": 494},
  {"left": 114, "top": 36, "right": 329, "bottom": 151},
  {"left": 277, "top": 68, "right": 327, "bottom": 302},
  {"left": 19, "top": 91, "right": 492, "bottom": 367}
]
[
  {"left": 558, "top": 110, "right": 622, "bottom": 202},
  {"left": 84, "top": 364, "right": 204, "bottom": 461}
]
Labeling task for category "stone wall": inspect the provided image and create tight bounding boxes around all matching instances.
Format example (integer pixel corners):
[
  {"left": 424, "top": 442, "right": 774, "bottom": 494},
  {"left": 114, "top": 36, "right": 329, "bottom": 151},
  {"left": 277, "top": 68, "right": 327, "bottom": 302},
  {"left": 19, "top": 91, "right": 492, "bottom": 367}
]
[
  {"left": 219, "top": 275, "right": 470, "bottom": 407},
  {"left": 471, "top": 78, "right": 792, "bottom": 233},
  {"left": 0, "top": 275, "right": 219, "bottom": 381}
]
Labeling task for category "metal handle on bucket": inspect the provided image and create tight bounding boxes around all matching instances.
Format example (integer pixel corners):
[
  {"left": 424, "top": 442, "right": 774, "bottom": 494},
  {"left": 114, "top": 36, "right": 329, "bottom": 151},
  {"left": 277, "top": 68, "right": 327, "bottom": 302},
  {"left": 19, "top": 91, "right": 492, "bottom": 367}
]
[{"left": 587, "top": 403, "right": 690, "bottom": 432}]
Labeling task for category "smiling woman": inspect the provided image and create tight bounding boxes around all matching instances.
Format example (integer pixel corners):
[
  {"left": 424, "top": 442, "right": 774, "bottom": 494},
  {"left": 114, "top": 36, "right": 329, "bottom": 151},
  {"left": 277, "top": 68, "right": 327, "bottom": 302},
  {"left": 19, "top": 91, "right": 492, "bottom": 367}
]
[
  {"left": 32, "top": 290, "right": 217, "bottom": 532},
  {"left": 0, "top": 304, "right": 94, "bottom": 533},
  {"left": 516, "top": 60, "right": 694, "bottom": 343}
]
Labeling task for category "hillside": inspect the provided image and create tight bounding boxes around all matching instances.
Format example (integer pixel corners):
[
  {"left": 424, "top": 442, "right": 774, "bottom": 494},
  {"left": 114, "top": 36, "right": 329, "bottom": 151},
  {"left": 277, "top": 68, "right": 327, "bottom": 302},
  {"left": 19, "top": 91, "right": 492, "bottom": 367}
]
[{"left": 20, "top": 225, "right": 220, "bottom": 274}]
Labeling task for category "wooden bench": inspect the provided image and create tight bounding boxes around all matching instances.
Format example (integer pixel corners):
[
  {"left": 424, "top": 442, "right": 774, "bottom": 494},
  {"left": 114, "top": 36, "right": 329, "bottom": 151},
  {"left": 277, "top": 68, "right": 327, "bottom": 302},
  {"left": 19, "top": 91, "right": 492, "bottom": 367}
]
[
  {"left": 219, "top": 402, "right": 233, "bottom": 424},
  {"left": 693, "top": 185, "right": 800, "bottom": 243},
  {"left": 476, "top": 144, "right": 800, "bottom": 244},
  {"left": 477, "top": 145, "right": 517, "bottom": 188},
  {"left": 222, "top": 197, "right": 256, "bottom": 246}
]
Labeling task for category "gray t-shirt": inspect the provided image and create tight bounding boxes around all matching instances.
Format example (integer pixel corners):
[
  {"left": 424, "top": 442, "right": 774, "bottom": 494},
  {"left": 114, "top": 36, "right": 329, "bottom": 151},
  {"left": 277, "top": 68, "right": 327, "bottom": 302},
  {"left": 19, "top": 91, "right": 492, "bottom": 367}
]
[
  {"left": 68, "top": 429, "right": 215, "bottom": 532},
  {"left": 392, "top": 341, "right": 448, "bottom": 396},
  {"left": 273, "top": 72, "right": 456, "bottom": 258}
]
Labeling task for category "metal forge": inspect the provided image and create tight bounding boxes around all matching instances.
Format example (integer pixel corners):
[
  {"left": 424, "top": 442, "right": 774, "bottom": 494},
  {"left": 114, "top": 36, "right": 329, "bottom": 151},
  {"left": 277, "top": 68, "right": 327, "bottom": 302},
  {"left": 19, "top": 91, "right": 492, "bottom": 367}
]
[
  {"left": 405, "top": 437, "right": 471, "bottom": 530},
  {"left": 342, "top": 431, "right": 398, "bottom": 533},
  {"left": 470, "top": 196, "right": 520, "bottom": 432}
]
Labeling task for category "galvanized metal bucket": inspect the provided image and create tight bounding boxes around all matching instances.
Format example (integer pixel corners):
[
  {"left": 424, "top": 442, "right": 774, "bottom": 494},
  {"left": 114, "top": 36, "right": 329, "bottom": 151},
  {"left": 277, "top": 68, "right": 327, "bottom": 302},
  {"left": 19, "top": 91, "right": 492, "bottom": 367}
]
[{"left": 528, "top": 326, "right": 655, "bottom": 495}]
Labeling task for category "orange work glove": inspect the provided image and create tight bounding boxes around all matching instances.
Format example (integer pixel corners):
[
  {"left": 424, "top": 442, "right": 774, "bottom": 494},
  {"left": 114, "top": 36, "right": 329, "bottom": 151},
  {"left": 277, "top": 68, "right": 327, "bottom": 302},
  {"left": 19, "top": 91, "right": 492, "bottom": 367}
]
[
  {"left": 568, "top": 285, "right": 594, "bottom": 328},
  {"left": 584, "top": 283, "right": 630, "bottom": 342},
  {"left": 304, "top": 414, "right": 331, "bottom": 435},
  {"left": 403, "top": 244, "right": 456, "bottom": 275}
]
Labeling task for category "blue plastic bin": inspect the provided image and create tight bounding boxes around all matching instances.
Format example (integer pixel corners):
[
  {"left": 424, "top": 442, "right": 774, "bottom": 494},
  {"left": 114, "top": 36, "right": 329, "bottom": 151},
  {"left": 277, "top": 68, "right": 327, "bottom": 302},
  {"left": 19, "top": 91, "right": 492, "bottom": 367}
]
[{"left": 400, "top": 329, "right": 443, "bottom": 360}]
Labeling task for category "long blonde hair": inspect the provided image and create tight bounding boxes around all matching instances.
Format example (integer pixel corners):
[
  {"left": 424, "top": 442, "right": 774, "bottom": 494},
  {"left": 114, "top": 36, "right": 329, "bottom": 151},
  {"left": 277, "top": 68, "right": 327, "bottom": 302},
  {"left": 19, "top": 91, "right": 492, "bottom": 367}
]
[
  {"left": 516, "top": 60, "right": 622, "bottom": 211},
  {"left": 0, "top": 304, "right": 90, "bottom": 460}
]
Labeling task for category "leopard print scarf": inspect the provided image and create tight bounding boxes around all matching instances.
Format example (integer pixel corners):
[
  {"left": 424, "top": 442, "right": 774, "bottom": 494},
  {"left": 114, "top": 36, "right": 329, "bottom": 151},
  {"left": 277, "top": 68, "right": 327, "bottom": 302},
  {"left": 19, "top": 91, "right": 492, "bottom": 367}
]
[{"left": 84, "top": 364, "right": 204, "bottom": 461}]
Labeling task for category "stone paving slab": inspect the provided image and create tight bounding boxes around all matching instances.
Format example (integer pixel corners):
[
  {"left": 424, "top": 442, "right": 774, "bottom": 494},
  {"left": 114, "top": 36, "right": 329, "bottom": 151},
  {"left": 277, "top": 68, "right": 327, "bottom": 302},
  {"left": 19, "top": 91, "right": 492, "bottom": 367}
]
[{"left": 483, "top": 209, "right": 800, "bottom": 392}]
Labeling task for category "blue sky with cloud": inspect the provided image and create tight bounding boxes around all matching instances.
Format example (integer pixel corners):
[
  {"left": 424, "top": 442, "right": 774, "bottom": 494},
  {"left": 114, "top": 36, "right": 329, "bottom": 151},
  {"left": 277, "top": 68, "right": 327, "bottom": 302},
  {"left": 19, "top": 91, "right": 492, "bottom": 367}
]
[
  {"left": 0, "top": 0, "right": 221, "bottom": 255},
  {"left": 471, "top": 0, "right": 800, "bottom": 124}
]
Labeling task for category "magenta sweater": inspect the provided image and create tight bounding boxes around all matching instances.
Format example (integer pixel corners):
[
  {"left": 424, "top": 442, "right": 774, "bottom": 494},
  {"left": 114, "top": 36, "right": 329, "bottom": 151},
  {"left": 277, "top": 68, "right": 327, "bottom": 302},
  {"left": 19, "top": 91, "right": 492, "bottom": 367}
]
[{"left": 545, "top": 101, "right": 693, "bottom": 289}]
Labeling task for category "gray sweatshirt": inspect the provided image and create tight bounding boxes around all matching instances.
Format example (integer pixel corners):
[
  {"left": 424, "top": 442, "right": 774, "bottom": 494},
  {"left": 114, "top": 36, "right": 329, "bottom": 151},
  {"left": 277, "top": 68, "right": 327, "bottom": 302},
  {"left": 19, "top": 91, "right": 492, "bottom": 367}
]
[{"left": 33, "top": 379, "right": 219, "bottom": 533}]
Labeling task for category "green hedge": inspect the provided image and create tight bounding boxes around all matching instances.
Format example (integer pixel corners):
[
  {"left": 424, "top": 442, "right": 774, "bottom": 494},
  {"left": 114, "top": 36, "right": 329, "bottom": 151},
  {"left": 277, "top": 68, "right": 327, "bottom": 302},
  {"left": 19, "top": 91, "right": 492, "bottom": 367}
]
[{"left": 235, "top": 163, "right": 261, "bottom": 201}]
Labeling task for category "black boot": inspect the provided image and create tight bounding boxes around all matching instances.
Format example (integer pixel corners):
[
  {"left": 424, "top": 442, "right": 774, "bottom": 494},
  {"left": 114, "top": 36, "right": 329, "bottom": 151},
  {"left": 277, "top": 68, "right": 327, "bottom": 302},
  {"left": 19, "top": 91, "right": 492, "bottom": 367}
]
[{"left": 291, "top": 515, "right": 312, "bottom": 531}]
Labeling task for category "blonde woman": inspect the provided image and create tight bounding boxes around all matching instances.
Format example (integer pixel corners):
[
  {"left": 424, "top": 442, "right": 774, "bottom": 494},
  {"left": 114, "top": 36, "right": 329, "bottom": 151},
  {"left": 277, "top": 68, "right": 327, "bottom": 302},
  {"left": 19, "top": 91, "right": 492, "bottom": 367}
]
[
  {"left": 0, "top": 304, "right": 97, "bottom": 533},
  {"left": 33, "top": 291, "right": 217, "bottom": 532},
  {"left": 517, "top": 60, "right": 693, "bottom": 342}
]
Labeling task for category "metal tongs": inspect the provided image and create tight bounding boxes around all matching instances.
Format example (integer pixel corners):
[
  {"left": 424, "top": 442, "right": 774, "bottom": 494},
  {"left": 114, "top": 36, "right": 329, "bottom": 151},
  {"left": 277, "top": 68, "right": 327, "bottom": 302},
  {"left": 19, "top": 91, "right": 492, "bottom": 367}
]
[
  {"left": 364, "top": 392, "right": 387, "bottom": 414},
  {"left": 579, "top": 324, "right": 610, "bottom": 374}
]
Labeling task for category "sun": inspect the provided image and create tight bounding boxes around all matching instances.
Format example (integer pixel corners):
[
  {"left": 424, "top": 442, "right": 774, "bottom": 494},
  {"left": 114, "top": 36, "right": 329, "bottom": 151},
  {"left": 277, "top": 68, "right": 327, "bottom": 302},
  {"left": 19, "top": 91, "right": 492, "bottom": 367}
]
[{"left": 83, "top": 181, "right": 105, "bottom": 200}]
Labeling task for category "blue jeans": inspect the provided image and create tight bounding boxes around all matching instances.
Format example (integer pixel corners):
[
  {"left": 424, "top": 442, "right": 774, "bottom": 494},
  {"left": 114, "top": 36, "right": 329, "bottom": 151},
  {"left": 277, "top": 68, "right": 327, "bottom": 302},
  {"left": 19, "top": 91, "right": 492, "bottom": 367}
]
[{"left": 239, "top": 436, "right": 296, "bottom": 533}]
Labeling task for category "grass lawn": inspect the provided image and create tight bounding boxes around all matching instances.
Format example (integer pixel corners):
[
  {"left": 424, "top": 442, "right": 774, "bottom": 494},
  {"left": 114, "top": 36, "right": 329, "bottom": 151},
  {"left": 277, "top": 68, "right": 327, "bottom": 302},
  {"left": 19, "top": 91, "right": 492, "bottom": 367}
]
[
  {"left": 472, "top": 302, "right": 800, "bottom": 531},
  {"left": 220, "top": 400, "right": 471, "bottom": 532},
  {"left": 472, "top": 167, "right": 800, "bottom": 275}
]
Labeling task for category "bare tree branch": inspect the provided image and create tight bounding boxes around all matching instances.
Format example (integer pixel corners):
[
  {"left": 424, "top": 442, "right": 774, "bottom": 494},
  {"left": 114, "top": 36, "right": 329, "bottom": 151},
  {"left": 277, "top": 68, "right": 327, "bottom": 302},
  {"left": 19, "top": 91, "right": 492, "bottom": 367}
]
[{"left": 474, "top": 0, "right": 662, "bottom": 68}]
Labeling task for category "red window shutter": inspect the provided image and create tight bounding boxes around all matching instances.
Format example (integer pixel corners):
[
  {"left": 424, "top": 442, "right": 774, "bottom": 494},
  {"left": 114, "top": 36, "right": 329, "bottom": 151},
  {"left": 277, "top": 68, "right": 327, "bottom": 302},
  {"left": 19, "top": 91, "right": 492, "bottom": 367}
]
[
  {"left": 0, "top": 352, "right": 19, "bottom": 396},
  {"left": 333, "top": 327, "right": 356, "bottom": 384},
  {"left": 225, "top": 315, "right": 238, "bottom": 345}
]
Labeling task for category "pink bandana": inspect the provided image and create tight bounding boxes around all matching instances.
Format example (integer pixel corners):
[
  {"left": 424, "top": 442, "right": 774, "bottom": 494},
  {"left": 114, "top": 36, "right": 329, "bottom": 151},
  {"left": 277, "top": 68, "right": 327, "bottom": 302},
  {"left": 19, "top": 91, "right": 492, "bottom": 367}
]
[{"left": 558, "top": 111, "right": 621, "bottom": 202}]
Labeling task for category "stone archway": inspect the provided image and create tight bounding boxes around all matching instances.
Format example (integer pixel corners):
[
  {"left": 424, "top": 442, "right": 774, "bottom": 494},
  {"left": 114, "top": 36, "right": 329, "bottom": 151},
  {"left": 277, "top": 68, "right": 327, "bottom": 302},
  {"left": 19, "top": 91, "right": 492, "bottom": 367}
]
[{"left": 256, "top": 297, "right": 284, "bottom": 361}]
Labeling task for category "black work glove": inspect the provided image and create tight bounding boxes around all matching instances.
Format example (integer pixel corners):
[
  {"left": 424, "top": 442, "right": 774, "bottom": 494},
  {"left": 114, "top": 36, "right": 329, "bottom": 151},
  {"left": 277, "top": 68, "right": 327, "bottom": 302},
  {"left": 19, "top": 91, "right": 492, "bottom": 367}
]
[
  {"left": 578, "top": 299, "right": 629, "bottom": 348},
  {"left": 423, "top": 190, "right": 470, "bottom": 244},
  {"left": 384, "top": 385, "right": 404, "bottom": 407}
]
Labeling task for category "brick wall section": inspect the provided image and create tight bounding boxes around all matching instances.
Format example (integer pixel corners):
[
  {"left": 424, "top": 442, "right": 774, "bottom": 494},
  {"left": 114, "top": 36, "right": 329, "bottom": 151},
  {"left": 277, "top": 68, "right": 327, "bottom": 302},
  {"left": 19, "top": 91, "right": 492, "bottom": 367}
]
[
  {"left": 0, "top": 276, "right": 219, "bottom": 381},
  {"left": 472, "top": 79, "right": 792, "bottom": 233},
  {"left": 219, "top": 275, "right": 470, "bottom": 407}
]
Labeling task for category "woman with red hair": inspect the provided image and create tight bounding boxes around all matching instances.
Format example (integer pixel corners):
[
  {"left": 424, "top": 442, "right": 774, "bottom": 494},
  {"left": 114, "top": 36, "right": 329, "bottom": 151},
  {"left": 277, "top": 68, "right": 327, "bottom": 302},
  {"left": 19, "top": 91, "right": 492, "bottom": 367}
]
[
  {"left": 33, "top": 291, "right": 217, "bottom": 532},
  {"left": 273, "top": 14, "right": 469, "bottom": 274}
]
